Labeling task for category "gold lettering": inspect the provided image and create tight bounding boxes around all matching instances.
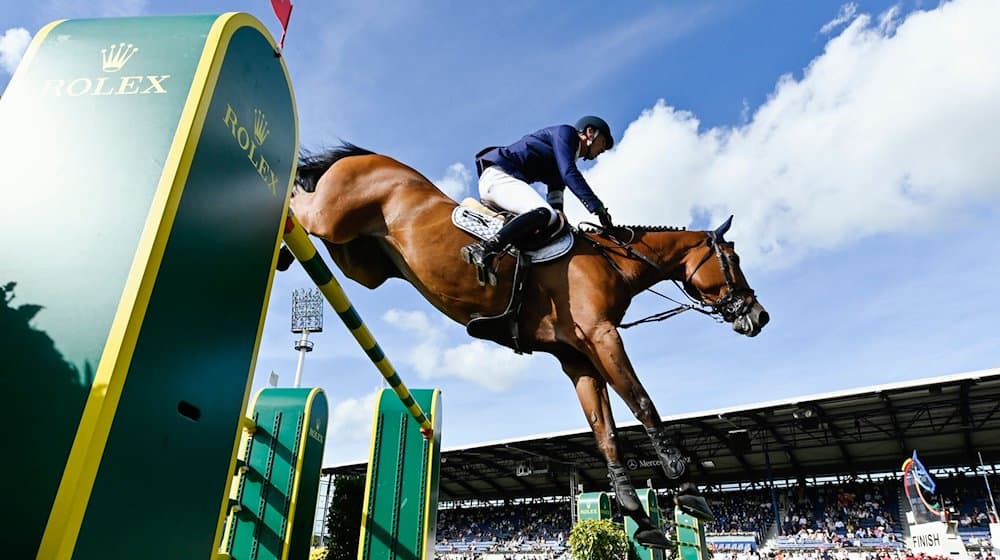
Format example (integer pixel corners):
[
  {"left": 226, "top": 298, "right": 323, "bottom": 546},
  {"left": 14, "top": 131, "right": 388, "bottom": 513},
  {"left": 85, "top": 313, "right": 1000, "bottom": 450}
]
[
  {"left": 223, "top": 105, "right": 239, "bottom": 137},
  {"left": 66, "top": 78, "right": 92, "bottom": 97},
  {"left": 41, "top": 79, "right": 64, "bottom": 96},
  {"left": 256, "top": 156, "right": 277, "bottom": 196},
  {"left": 236, "top": 126, "right": 251, "bottom": 150},
  {"left": 267, "top": 170, "right": 279, "bottom": 195},
  {"left": 141, "top": 74, "right": 170, "bottom": 94},
  {"left": 223, "top": 104, "right": 282, "bottom": 198},
  {"left": 246, "top": 138, "right": 257, "bottom": 165},
  {"left": 91, "top": 77, "right": 116, "bottom": 96},
  {"left": 116, "top": 76, "right": 142, "bottom": 95}
]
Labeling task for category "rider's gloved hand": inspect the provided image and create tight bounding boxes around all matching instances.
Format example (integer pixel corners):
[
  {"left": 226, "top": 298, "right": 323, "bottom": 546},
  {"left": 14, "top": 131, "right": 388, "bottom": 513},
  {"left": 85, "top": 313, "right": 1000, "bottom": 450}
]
[{"left": 595, "top": 206, "right": 614, "bottom": 230}]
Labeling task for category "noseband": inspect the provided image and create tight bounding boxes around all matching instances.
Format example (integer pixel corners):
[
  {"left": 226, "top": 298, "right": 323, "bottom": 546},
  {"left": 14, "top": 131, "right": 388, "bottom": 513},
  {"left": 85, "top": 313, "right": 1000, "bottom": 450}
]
[
  {"left": 684, "top": 232, "right": 755, "bottom": 321},
  {"left": 583, "top": 226, "right": 755, "bottom": 328}
]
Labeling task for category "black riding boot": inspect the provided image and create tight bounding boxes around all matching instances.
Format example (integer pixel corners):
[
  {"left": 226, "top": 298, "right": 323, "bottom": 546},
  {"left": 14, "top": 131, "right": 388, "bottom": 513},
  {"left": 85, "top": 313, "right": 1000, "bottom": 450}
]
[
  {"left": 645, "top": 427, "right": 715, "bottom": 521},
  {"left": 607, "top": 462, "right": 674, "bottom": 550},
  {"left": 460, "top": 208, "right": 551, "bottom": 286}
]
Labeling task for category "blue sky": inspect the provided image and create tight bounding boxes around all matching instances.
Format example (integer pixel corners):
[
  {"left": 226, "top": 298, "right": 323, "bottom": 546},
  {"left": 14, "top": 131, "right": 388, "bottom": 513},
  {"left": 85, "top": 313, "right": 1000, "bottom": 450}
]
[{"left": 3, "top": 0, "right": 998, "bottom": 467}]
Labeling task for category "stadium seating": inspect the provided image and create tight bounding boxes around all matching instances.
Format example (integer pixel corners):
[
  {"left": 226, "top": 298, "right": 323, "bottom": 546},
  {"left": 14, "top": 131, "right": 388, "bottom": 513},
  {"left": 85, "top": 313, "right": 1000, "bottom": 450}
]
[{"left": 433, "top": 479, "right": 998, "bottom": 557}]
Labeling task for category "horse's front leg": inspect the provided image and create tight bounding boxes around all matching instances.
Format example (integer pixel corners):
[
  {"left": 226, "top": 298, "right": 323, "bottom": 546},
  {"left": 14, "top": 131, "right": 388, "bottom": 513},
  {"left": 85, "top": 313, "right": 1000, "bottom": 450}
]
[
  {"left": 558, "top": 351, "right": 673, "bottom": 550},
  {"left": 580, "top": 321, "right": 715, "bottom": 521}
]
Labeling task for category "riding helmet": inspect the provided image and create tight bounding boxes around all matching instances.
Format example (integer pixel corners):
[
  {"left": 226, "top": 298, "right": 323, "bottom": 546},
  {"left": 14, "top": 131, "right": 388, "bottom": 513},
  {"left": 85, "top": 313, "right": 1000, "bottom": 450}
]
[{"left": 575, "top": 115, "right": 614, "bottom": 149}]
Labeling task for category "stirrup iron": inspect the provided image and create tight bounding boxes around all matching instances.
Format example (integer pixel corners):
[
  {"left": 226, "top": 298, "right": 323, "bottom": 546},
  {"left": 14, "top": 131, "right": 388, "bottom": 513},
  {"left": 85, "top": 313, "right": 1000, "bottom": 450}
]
[{"left": 460, "top": 242, "right": 498, "bottom": 286}]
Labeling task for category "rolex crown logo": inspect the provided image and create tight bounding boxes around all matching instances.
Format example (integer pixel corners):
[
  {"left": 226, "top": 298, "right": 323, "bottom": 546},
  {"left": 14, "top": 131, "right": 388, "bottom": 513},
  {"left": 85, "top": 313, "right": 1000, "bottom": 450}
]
[
  {"left": 101, "top": 42, "right": 139, "bottom": 72},
  {"left": 253, "top": 108, "right": 270, "bottom": 145}
]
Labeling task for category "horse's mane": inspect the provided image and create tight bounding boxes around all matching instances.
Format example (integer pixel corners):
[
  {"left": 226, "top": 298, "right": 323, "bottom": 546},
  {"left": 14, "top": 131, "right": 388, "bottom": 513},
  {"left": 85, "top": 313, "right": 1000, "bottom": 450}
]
[
  {"left": 579, "top": 224, "right": 687, "bottom": 234},
  {"left": 622, "top": 225, "right": 686, "bottom": 232},
  {"left": 296, "top": 143, "right": 376, "bottom": 193}
]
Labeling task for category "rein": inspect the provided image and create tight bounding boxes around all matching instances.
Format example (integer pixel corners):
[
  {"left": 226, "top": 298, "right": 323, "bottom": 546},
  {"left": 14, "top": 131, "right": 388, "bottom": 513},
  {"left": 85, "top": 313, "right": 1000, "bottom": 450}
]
[{"left": 578, "top": 223, "right": 749, "bottom": 329}]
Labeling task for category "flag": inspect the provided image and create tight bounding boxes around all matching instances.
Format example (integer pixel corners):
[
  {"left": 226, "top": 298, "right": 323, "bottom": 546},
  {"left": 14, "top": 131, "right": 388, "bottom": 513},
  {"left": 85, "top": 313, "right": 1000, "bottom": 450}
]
[{"left": 270, "top": 0, "right": 293, "bottom": 49}]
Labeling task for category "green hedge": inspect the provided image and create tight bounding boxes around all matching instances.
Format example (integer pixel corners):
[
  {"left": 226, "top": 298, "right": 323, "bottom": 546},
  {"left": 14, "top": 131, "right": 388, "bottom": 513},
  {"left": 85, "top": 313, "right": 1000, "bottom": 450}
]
[{"left": 568, "top": 519, "right": 630, "bottom": 560}]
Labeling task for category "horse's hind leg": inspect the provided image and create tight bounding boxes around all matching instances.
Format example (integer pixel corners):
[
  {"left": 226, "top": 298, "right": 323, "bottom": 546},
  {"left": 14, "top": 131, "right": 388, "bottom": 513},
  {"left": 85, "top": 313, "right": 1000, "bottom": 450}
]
[
  {"left": 558, "top": 352, "right": 672, "bottom": 549},
  {"left": 321, "top": 238, "right": 401, "bottom": 289},
  {"left": 289, "top": 163, "right": 389, "bottom": 245},
  {"left": 578, "top": 322, "right": 715, "bottom": 521}
]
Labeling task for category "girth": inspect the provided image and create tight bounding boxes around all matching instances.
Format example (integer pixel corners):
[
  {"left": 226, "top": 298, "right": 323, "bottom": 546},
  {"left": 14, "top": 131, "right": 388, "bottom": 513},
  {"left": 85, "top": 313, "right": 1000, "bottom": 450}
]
[{"left": 465, "top": 252, "right": 532, "bottom": 354}]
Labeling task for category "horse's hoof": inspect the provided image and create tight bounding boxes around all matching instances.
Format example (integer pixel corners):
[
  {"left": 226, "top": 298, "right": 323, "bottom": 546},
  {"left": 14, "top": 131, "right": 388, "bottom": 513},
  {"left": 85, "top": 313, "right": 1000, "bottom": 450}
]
[
  {"left": 677, "top": 494, "right": 715, "bottom": 522},
  {"left": 276, "top": 245, "right": 295, "bottom": 271},
  {"left": 634, "top": 528, "right": 674, "bottom": 550}
]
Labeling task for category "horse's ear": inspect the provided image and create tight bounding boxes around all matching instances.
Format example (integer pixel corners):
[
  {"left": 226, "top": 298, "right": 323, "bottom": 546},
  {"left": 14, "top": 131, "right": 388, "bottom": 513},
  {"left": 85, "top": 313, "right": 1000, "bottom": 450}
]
[{"left": 715, "top": 215, "right": 733, "bottom": 240}]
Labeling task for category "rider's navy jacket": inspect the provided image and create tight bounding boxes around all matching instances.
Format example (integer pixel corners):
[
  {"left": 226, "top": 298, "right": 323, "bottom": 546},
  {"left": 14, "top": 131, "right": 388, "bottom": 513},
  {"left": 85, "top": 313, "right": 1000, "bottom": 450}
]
[{"left": 478, "top": 125, "right": 605, "bottom": 213}]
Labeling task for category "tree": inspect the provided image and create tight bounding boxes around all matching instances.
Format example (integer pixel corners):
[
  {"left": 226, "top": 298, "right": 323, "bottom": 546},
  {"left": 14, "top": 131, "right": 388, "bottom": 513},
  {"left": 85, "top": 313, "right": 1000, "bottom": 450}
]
[
  {"left": 3, "top": 281, "right": 88, "bottom": 559},
  {"left": 324, "top": 474, "right": 366, "bottom": 560},
  {"left": 568, "top": 519, "right": 630, "bottom": 560}
]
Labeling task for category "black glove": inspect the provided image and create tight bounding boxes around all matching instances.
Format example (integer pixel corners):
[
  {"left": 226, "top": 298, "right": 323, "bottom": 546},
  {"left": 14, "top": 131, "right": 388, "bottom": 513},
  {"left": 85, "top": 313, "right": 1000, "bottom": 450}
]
[{"left": 595, "top": 206, "right": 613, "bottom": 229}]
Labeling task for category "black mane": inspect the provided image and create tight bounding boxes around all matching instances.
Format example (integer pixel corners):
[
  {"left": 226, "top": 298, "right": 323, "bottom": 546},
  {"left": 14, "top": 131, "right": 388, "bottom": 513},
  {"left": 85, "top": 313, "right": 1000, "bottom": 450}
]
[
  {"left": 622, "top": 224, "right": 686, "bottom": 232},
  {"left": 296, "top": 143, "right": 376, "bottom": 193},
  {"left": 580, "top": 224, "right": 686, "bottom": 233}
]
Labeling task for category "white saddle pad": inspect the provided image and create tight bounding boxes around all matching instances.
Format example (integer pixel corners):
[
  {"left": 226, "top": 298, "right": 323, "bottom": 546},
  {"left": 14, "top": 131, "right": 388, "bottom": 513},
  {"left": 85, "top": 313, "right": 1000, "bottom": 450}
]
[{"left": 451, "top": 205, "right": 574, "bottom": 263}]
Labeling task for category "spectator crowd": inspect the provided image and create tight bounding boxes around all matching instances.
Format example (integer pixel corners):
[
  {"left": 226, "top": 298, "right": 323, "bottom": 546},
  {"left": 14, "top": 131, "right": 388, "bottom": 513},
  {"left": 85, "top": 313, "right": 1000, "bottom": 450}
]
[
  {"left": 778, "top": 481, "right": 902, "bottom": 548},
  {"left": 428, "top": 478, "right": 998, "bottom": 558},
  {"left": 436, "top": 501, "right": 569, "bottom": 556}
]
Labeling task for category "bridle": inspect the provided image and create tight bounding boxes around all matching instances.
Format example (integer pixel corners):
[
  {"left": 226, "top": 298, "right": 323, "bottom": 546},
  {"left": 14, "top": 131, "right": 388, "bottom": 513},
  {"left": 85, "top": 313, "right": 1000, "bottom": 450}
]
[{"left": 580, "top": 224, "right": 756, "bottom": 328}]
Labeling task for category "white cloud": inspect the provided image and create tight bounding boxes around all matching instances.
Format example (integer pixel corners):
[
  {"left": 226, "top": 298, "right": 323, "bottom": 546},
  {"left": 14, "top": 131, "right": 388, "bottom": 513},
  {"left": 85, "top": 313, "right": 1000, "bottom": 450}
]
[
  {"left": 877, "top": 5, "right": 903, "bottom": 35},
  {"left": 581, "top": 0, "right": 1000, "bottom": 268},
  {"left": 432, "top": 162, "right": 472, "bottom": 201},
  {"left": 329, "top": 389, "right": 379, "bottom": 443},
  {"left": 383, "top": 309, "right": 537, "bottom": 392},
  {"left": 0, "top": 28, "right": 30, "bottom": 74},
  {"left": 820, "top": 3, "right": 858, "bottom": 35}
]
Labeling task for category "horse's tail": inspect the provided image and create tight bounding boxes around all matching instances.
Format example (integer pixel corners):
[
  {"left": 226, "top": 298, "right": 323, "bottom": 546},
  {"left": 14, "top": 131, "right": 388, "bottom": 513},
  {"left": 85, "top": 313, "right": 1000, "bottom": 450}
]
[{"left": 295, "top": 143, "right": 376, "bottom": 193}]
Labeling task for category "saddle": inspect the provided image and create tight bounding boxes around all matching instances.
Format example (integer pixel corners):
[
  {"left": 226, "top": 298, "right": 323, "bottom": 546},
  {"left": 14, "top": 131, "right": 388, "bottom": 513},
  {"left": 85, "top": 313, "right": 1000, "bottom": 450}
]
[
  {"left": 451, "top": 200, "right": 575, "bottom": 354},
  {"left": 451, "top": 199, "right": 573, "bottom": 261}
]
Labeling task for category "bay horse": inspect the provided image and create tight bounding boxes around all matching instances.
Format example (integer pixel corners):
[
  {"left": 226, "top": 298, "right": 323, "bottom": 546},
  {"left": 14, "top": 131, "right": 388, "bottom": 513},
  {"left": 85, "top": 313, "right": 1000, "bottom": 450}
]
[{"left": 289, "top": 144, "right": 769, "bottom": 548}]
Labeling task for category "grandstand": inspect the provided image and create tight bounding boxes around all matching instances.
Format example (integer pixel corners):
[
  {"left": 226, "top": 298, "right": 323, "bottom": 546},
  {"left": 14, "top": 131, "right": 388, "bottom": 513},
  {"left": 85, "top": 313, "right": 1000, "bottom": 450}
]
[{"left": 322, "top": 368, "right": 1000, "bottom": 557}]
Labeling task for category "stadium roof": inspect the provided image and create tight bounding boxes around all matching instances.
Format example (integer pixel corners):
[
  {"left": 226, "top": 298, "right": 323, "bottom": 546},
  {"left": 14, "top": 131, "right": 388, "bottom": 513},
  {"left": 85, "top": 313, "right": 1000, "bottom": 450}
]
[{"left": 324, "top": 367, "right": 1000, "bottom": 502}]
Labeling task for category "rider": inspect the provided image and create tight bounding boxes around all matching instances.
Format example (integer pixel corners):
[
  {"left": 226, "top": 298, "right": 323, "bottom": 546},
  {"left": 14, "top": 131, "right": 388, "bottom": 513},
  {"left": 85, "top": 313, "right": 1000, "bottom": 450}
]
[{"left": 461, "top": 116, "right": 616, "bottom": 283}]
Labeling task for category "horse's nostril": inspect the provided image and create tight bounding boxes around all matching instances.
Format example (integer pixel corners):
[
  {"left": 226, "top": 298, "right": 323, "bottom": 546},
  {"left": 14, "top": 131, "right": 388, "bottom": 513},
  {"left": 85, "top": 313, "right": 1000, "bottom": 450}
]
[{"left": 758, "top": 310, "right": 770, "bottom": 327}]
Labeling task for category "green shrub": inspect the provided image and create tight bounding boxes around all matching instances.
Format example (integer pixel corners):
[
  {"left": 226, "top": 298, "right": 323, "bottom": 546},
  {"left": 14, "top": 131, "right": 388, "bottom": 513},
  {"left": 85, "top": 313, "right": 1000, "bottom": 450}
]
[
  {"left": 323, "top": 474, "right": 365, "bottom": 560},
  {"left": 568, "top": 519, "right": 630, "bottom": 560}
]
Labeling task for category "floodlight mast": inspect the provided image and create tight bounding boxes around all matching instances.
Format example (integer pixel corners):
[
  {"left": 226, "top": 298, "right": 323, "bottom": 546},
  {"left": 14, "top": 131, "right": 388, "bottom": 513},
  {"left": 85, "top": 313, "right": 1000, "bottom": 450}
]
[{"left": 291, "top": 288, "right": 324, "bottom": 387}]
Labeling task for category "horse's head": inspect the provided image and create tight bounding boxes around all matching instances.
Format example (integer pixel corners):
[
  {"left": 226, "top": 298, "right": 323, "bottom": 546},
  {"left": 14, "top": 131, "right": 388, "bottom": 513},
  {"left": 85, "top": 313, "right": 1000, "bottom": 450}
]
[{"left": 682, "top": 216, "right": 769, "bottom": 337}]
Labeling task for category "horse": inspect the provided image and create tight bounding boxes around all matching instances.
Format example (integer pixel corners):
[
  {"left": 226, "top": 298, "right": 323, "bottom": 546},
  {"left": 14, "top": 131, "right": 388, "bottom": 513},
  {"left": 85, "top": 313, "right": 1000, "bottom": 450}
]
[{"left": 288, "top": 144, "right": 769, "bottom": 548}]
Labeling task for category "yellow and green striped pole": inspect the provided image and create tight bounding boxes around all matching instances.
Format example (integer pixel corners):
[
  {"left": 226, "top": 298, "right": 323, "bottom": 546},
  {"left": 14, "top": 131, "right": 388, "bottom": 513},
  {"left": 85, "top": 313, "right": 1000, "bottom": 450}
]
[{"left": 281, "top": 215, "right": 434, "bottom": 437}]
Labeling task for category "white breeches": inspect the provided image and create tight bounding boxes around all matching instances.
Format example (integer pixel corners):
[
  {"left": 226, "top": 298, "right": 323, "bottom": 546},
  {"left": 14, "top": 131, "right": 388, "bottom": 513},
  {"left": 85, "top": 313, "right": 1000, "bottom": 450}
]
[{"left": 478, "top": 166, "right": 557, "bottom": 225}]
